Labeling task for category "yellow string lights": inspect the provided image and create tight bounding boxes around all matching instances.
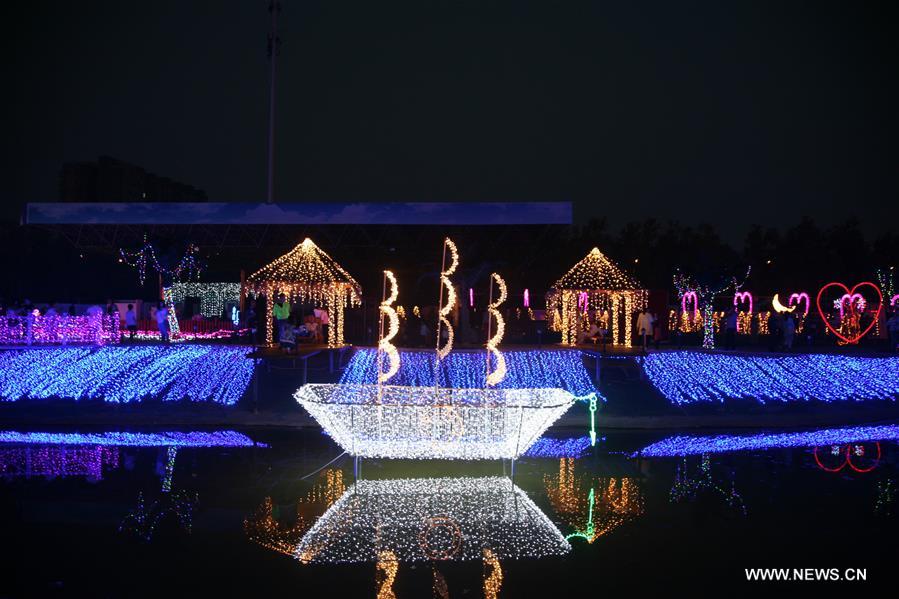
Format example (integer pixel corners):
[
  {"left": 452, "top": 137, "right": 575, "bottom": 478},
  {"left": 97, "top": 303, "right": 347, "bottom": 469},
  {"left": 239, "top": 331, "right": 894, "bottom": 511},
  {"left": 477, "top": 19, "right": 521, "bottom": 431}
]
[
  {"left": 243, "top": 496, "right": 308, "bottom": 557},
  {"left": 377, "top": 270, "right": 400, "bottom": 384},
  {"left": 375, "top": 550, "right": 399, "bottom": 599},
  {"left": 486, "top": 272, "right": 508, "bottom": 387},
  {"left": 546, "top": 248, "right": 647, "bottom": 347},
  {"left": 244, "top": 469, "right": 345, "bottom": 558},
  {"left": 544, "top": 458, "right": 645, "bottom": 543},
  {"left": 435, "top": 238, "right": 458, "bottom": 360},
  {"left": 247, "top": 238, "right": 361, "bottom": 347},
  {"left": 482, "top": 548, "right": 503, "bottom": 599}
]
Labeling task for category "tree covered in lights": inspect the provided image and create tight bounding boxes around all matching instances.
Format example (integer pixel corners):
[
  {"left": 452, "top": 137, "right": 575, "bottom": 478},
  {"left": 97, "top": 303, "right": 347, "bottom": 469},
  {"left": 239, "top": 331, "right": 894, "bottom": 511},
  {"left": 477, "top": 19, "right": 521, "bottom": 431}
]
[
  {"left": 546, "top": 247, "right": 647, "bottom": 347},
  {"left": 247, "top": 238, "right": 361, "bottom": 347},
  {"left": 673, "top": 266, "right": 750, "bottom": 349}
]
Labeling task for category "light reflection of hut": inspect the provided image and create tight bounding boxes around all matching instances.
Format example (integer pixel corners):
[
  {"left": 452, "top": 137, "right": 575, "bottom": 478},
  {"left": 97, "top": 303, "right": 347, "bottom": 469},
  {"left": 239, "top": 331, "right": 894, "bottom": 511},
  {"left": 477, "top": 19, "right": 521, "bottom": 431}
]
[
  {"left": 545, "top": 247, "right": 647, "bottom": 346},
  {"left": 246, "top": 238, "right": 361, "bottom": 347},
  {"left": 544, "top": 458, "right": 644, "bottom": 543}
]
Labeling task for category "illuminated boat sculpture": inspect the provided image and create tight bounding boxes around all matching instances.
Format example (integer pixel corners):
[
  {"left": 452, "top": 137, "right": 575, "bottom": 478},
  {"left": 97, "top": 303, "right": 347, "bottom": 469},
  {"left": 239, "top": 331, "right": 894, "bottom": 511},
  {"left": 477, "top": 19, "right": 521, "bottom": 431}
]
[
  {"left": 294, "top": 476, "right": 570, "bottom": 563},
  {"left": 294, "top": 239, "right": 580, "bottom": 460}
]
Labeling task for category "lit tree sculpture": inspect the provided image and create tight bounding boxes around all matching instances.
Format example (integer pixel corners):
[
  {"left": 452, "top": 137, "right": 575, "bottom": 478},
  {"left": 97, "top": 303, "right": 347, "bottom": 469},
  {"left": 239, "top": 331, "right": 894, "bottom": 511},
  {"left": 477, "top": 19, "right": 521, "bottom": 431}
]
[{"left": 673, "top": 266, "right": 751, "bottom": 349}]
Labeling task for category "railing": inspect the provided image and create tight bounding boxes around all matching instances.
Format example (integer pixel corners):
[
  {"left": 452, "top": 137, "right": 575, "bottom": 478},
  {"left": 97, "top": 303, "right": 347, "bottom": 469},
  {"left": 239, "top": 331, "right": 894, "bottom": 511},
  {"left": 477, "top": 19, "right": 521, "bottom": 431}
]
[
  {"left": 0, "top": 314, "right": 120, "bottom": 345},
  {"left": 137, "top": 318, "right": 233, "bottom": 334}
]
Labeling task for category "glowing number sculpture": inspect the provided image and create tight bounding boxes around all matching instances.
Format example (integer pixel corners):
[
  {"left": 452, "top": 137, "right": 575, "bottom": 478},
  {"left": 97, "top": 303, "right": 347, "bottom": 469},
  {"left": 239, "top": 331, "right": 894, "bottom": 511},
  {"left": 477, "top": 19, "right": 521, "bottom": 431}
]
[
  {"left": 377, "top": 271, "right": 400, "bottom": 384},
  {"left": 435, "top": 238, "right": 458, "bottom": 360},
  {"left": 485, "top": 273, "right": 508, "bottom": 387}
]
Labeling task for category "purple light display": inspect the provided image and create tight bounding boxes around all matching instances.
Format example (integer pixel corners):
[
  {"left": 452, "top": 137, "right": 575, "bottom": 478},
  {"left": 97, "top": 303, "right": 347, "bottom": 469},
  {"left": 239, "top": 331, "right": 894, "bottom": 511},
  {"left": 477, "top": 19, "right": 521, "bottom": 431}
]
[
  {"left": 0, "top": 314, "right": 120, "bottom": 345},
  {"left": 0, "top": 445, "right": 119, "bottom": 479}
]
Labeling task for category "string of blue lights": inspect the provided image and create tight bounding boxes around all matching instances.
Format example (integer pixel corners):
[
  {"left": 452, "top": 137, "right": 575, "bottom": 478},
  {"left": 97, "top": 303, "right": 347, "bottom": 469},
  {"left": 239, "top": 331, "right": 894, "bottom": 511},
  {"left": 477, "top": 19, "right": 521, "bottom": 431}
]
[
  {"left": 339, "top": 348, "right": 598, "bottom": 397},
  {"left": 523, "top": 436, "right": 594, "bottom": 458},
  {"left": 635, "top": 424, "right": 899, "bottom": 457},
  {"left": 641, "top": 351, "right": 899, "bottom": 405},
  {"left": 0, "top": 346, "right": 254, "bottom": 404}
]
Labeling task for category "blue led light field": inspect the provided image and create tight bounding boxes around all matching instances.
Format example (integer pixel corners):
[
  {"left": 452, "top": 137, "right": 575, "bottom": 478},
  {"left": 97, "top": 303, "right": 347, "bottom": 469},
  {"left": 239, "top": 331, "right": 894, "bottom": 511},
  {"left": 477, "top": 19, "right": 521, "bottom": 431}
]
[
  {"left": 523, "top": 436, "right": 593, "bottom": 458},
  {"left": 0, "top": 430, "right": 265, "bottom": 447},
  {"left": 642, "top": 351, "right": 899, "bottom": 405},
  {"left": 0, "top": 346, "right": 254, "bottom": 405},
  {"left": 634, "top": 424, "right": 899, "bottom": 457},
  {"left": 340, "top": 348, "right": 598, "bottom": 398}
]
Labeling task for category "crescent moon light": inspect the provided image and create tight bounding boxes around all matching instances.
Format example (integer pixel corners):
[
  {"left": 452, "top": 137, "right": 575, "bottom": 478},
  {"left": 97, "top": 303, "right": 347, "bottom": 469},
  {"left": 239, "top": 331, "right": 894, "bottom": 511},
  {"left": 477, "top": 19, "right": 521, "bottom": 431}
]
[{"left": 772, "top": 293, "right": 795, "bottom": 314}]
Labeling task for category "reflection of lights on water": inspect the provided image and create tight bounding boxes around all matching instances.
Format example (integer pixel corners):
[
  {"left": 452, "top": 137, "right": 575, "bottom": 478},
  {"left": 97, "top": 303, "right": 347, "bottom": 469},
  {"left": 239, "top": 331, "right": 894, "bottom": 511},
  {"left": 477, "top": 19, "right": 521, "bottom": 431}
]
[
  {"left": 669, "top": 455, "right": 747, "bottom": 516},
  {"left": 482, "top": 548, "right": 503, "bottom": 599},
  {"left": 245, "top": 469, "right": 346, "bottom": 557},
  {"left": 376, "top": 551, "right": 398, "bottom": 599},
  {"left": 635, "top": 424, "right": 899, "bottom": 457},
  {"left": 545, "top": 458, "right": 644, "bottom": 543},
  {"left": 294, "top": 477, "right": 569, "bottom": 563}
]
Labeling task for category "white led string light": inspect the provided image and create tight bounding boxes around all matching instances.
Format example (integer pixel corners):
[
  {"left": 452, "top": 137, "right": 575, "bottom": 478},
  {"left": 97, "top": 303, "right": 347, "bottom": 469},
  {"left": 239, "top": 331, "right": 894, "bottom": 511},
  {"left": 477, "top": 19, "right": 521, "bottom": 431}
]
[
  {"left": 168, "top": 282, "right": 241, "bottom": 317},
  {"left": 294, "top": 384, "right": 575, "bottom": 459}
]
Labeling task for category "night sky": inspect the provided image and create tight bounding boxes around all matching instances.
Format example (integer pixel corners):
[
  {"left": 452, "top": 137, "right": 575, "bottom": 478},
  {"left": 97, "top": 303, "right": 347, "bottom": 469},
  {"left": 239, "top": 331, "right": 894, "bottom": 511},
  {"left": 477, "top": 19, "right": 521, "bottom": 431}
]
[{"left": 6, "top": 0, "right": 898, "bottom": 241}]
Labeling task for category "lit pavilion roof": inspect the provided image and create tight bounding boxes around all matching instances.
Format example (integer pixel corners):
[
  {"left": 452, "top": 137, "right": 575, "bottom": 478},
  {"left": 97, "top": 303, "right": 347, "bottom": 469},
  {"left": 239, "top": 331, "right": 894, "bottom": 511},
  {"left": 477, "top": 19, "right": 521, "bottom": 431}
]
[
  {"left": 551, "top": 247, "right": 643, "bottom": 291},
  {"left": 248, "top": 238, "right": 361, "bottom": 294}
]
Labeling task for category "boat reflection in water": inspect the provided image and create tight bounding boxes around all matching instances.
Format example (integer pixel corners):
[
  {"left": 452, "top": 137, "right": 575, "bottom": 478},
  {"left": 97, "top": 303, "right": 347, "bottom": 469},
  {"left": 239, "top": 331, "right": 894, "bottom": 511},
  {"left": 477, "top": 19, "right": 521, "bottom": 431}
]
[{"left": 293, "top": 476, "right": 570, "bottom": 597}]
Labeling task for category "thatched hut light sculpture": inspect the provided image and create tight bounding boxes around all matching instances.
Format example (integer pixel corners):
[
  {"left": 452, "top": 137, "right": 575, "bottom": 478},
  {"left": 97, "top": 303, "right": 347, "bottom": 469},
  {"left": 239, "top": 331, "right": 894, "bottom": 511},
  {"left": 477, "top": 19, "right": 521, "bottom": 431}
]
[
  {"left": 247, "top": 238, "right": 361, "bottom": 347},
  {"left": 546, "top": 247, "right": 647, "bottom": 347}
]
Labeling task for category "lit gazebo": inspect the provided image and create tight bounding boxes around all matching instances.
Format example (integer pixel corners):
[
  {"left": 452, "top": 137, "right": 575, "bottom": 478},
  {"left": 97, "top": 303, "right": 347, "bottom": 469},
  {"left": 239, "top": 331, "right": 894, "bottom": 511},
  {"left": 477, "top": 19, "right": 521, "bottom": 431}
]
[
  {"left": 546, "top": 247, "right": 647, "bottom": 347},
  {"left": 247, "top": 238, "right": 361, "bottom": 347}
]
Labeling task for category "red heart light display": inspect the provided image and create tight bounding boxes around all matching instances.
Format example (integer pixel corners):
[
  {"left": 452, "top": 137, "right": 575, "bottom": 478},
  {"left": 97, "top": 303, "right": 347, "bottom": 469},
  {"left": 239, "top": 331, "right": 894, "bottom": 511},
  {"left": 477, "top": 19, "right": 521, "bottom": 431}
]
[{"left": 815, "top": 282, "right": 883, "bottom": 344}]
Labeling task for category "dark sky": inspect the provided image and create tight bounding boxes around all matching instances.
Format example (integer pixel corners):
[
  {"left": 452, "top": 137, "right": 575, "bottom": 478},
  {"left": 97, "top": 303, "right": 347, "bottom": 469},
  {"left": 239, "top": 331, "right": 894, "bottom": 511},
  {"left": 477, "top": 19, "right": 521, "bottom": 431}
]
[{"left": 6, "top": 0, "right": 898, "bottom": 241}]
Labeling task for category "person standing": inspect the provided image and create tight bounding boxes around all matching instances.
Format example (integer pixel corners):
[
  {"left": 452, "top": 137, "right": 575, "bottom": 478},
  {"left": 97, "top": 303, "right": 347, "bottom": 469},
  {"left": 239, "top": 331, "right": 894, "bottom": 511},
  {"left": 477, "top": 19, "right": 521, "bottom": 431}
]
[
  {"left": 125, "top": 304, "right": 138, "bottom": 341},
  {"left": 314, "top": 307, "right": 330, "bottom": 344},
  {"left": 636, "top": 309, "right": 655, "bottom": 352},
  {"left": 887, "top": 309, "right": 899, "bottom": 353},
  {"left": 156, "top": 301, "right": 169, "bottom": 343},
  {"left": 783, "top": 313, "right": 796, "bottom": 351},
  {"left": 272, "top": 293, "right": 291, "bottom": 347},
  {"left": 724, "top": 308, "right": 738, "bottom": 350}
]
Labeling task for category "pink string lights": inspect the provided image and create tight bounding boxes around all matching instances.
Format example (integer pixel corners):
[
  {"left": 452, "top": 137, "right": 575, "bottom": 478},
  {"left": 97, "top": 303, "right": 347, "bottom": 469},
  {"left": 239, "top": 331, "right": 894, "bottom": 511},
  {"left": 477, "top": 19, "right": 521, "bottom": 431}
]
[{"left": 788, "top": 292, "right": 810, "bottom": 315}]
